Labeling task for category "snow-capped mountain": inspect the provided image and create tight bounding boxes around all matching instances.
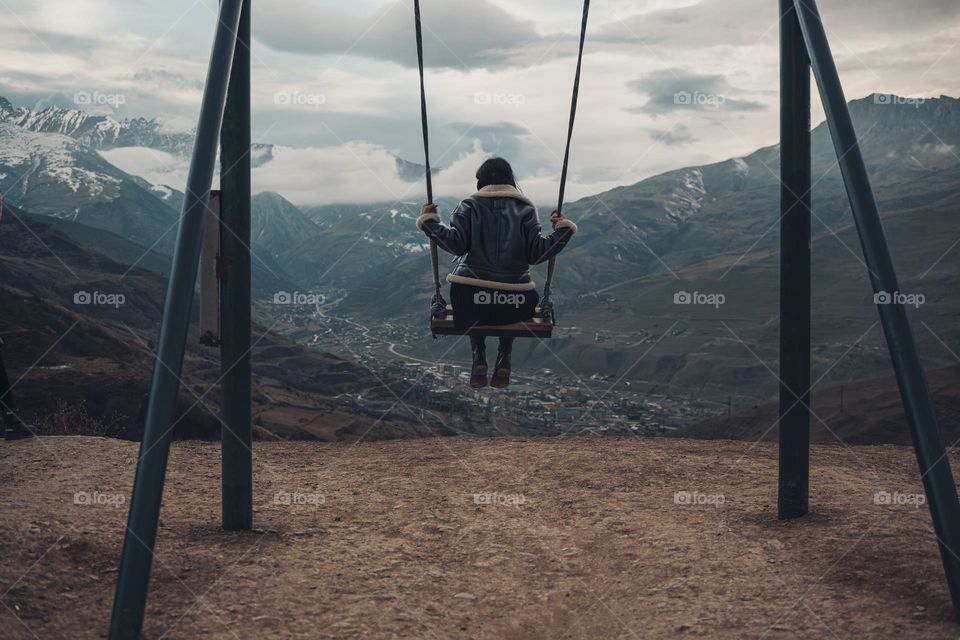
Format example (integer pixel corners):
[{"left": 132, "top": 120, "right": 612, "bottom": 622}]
[
  {"left": 0, "top": 122, "right": 180, "bottom": 252},
  {"left": 0, "top": 97, "right": 14, "bottom": 121},
  {"left": 1, "top": 97, "right": 195, "bottom": 156},
  {"left": 0, "top": 96, "right": 315, "bottom": 259}
]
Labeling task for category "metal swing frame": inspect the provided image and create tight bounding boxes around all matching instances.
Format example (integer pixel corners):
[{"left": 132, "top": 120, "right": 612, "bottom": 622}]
[{"left": 105, "top": 1, "right": 960, "bottom": 637}]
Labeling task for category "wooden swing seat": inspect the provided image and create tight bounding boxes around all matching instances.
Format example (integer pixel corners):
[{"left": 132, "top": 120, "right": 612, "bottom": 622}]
[{"left": 431, "top": 306, "right": 553, "bottom": 338}]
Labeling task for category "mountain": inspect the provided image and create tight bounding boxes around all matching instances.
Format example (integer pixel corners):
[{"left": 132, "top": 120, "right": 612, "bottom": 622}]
[
  {"left": 550, "top": 94, "right": 960, "bottom": 294},
  {"left": 2, "top": 91, "right": 955, "bottom": 411},
  {"left": 0, "top": 113, "right": 303, "bottom": 291},
  {"left": 394, "top": 155, "right": 435, "bottom": 182},
  {"left": 0, "top": 122, "right": 180, "bottom": 252},
  {"left": 252, "top": 191, "right": 323, "bottom": 258},
  {"left": 311, "top": 94, "right": 960, "bottom": 318},
  {"left": 0, "top": 203, "right": 462, "bottom": 441},
  {"left": 281, "top": 200, "right": 446, "bottom": 287},
  {"left": 1, "top": 98, "right": 194, "bottom": 155},
  {"left": 30, "top": 210, "right": 297, "bottom": 298},
  {"left": 0, "top": 96, "right": 280, "bottom": 172},
  {"left": 512, "top": 179, "right": 959, "bottom": 397},
  {"left": 0, "top": 96, "right": 14, "bottom": 120},
  {"left": 311, "top": 95, "right": 960, "bottom": 408},
  {"left": 0, "top": 95, "right": 432, "bottom": 273}
]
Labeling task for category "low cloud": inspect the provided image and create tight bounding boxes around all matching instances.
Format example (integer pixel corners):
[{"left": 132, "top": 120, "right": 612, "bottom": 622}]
[
  {"left": 650, "top": 124, "right": 696, "bottom": 146},
  {"left": 132, "top": 69, "right": 203, "bottom": 92},
  {"left": 628, "top": 69, "right": 767, "bottom": 115},
  {"left": 593, "top": 0, "right": 960, "bottom": 51},
  {"left": 444, "top": 122, "right": 530, "bottom": 159},
  {"left": 99, "top": 147, "right": 187, "bottom": 189}
]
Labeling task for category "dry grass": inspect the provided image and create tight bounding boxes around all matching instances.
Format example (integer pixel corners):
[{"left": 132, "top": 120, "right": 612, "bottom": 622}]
[{"left": 0, "top": 436, "right": 957, "bottom": 639}]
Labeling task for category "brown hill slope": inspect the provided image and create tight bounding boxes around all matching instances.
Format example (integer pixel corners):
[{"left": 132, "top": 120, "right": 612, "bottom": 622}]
[
  {"left": 0, "top": 205, "right": 458, "bottom": 440},
  {"left": 496, "top": 184, "right": 960, "bottom": 403},
  {"left": 1, "top": 436, "right": 958, "bottom": 639},
  {"left": 673, "top": 365, "right": 960, "bottom": 446}
]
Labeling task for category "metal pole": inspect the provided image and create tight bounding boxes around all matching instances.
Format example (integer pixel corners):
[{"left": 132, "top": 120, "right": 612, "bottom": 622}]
[
  {"left": 220, "top": 0, "right": 252, "bottom": 532},
  {"left": 793, "top": 0, "right": 960, "bottom": 620},
  {"left": 108, "top": 1, "right": 244, "bottom": 637},
  {"left": 777, "top": 0, "right": 811, "bottom": 520}
]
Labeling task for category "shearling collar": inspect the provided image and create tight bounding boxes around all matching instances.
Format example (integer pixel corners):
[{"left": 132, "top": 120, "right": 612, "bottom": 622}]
[{"left": 470, "top": 184, "right": 536, "bottom": 208}]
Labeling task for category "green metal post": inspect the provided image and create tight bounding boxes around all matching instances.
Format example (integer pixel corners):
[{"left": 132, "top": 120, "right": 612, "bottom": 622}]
[
  {"left": 220, "top": 0, "right": 252, "bottom": 532},
  {"left": 108, "top": 1, "right": 244, "bottom": 637},
  {"left": 778, "top": 0, "right": 811, "bottom": 520},
  {"left": 793, "top": 0, "right": 960, "bottom": 620}
]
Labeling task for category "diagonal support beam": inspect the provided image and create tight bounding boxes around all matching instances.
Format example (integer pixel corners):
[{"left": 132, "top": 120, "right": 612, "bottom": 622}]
[
  {"left": 108, "top": 1, "right": 245, "bottom": 637},
  {"left": 793, "top": 0, "right": 960, "bottom": 620}
]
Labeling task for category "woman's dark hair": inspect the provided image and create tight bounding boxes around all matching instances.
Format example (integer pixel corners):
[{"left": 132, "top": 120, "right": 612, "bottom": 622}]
[{"left": 476, "top": 157, "right": 516, "bottom": 190}]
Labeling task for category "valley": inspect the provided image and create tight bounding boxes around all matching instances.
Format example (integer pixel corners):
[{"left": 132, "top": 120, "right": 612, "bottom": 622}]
[
  {"left": 0, "top": 92, "right": 957, "bottom": 443},
  {"left": 269, "top": 297, "right": 729, "bottom": 438}
]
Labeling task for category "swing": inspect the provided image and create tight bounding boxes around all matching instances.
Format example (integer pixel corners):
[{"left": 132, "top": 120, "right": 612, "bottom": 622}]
[{"left": 414, "top": 0, "right": 590, "bottom": 338}]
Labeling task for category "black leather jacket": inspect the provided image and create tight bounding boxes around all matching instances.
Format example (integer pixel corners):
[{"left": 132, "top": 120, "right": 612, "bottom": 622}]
[{"left": 416, "top": 185, "right": 577, "bottom": 289}]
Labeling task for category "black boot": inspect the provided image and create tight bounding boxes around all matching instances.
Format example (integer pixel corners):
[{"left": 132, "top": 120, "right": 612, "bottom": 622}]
[
  {"left": 490, "top": 338, "right": 514, "bottom": 388},
  {"left": 469, "top": 336, "right": 488, "bottom": 388}
]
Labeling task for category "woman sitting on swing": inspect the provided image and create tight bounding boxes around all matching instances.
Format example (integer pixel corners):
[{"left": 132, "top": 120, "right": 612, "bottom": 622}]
[{"left": 416, "top": 157, "right": 578, "bottom": 389}]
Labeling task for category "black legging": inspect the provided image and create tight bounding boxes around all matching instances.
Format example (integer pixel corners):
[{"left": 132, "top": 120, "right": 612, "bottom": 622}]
[{"left": 470, "top": 335, "right": 514, "bottom": 353}]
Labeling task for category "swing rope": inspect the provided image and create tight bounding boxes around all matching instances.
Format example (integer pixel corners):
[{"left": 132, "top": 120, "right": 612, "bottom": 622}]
[
  {"left": 414, "top": 0, "right": 590, "bottom": 324},
  {"left": 542, "top": 0, "right": 590, "bottom": 321},
  {"left": 413, "top": 0, "right": 447, "bottom": 319}
]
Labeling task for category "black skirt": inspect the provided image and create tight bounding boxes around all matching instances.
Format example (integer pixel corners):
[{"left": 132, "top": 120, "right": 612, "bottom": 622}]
[{"left": 450, "top": 283, "right": 540, "bottom": 330}]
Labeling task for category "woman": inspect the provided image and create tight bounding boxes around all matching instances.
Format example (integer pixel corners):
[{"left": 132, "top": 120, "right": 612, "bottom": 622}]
[{"left": 416, "top": 158, "right": 578, "bottom": 389}]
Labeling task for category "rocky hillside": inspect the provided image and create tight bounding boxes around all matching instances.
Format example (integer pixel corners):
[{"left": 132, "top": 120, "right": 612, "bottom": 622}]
[
  {"left": 0, "top": 203, "right": 462, "bottom": 441},
  {"left": 672, "top": 365, "right": 960, "bottom": 445},
  {"left": 252, "top": 191, "right": 324, "bottom": 259}
]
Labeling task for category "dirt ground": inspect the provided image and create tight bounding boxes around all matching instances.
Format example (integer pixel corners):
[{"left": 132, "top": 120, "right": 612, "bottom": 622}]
[{"left": 1, "top": 436, "right": 959, "bottom": 639}]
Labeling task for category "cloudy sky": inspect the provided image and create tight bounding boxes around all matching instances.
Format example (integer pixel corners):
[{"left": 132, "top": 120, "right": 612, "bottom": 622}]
[{"left": 1, "top": 0, "right": 958, "bottom": 205}]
